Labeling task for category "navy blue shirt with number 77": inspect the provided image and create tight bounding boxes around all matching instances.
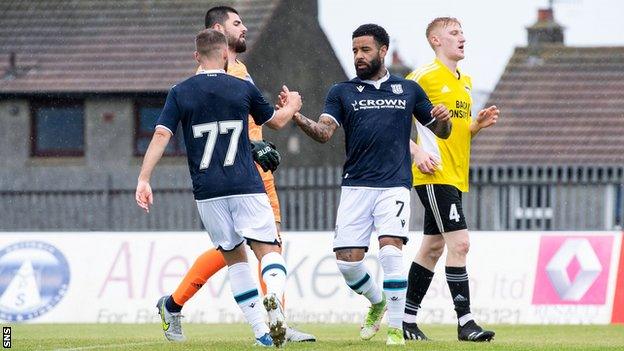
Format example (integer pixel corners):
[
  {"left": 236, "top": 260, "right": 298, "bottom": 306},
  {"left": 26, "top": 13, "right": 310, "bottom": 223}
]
[
  {"left": 322, "top": 73, "right": 435, "bottom": 189},
  {"left": 156, "top": 71, "right": 275, "bottom": 200}
]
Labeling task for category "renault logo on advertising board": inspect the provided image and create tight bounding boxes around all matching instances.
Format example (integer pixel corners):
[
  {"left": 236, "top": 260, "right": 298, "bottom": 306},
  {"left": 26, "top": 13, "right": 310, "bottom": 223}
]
[{"left": 533, "top": 236, "right": 613, "bottom": 305}]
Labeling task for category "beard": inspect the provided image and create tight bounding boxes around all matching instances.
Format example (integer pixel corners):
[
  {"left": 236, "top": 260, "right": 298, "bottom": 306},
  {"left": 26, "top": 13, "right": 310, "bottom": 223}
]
[
  {"left": 227, "top": 34, "right": 247, "bottom": 53},
  {"left": 355, "top": 55, "right": 382, "bottom": 80}
]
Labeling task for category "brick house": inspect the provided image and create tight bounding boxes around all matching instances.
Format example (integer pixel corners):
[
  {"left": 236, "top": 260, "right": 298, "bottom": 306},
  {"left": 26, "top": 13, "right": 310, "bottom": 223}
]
[{"left": 0, "top": 0, "right": 347, "bottom": 230}]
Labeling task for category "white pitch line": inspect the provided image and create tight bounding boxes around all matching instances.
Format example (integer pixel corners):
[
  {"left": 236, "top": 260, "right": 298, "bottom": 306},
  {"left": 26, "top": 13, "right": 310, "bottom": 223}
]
[{"left": 53, "top": 341, "right": 162, "bottom": 351}]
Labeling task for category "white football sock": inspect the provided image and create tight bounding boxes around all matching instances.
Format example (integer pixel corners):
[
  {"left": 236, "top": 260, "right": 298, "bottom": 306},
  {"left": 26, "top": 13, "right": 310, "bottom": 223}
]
[
  {"left": 229, "top": 262, "right": 268, "bottom": 338},
  {"left": 260, "top": 251, "right": 287, "bottom": 298},
  {"left": 379, "top": 245, "right": 407, "bottom": 329},
  {"left": 337, "top": 259, "right": 383, "bottom": 304}
]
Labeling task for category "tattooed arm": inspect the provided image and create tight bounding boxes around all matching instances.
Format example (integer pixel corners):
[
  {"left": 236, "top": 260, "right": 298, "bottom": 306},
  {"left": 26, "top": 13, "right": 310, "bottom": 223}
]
[
  {"left": 422, "top": 104, "right": 452, "bottom": 139},
  {"left": 427, "top": 118, "right": 452, "bottom": 139},
  {"left": 292, "top": 112, "right": 338, "bottom": 143}
]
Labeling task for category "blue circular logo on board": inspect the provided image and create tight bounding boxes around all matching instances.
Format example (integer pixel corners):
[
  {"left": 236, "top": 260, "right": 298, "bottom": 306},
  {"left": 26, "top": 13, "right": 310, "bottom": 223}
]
[{"left": 0, "top": 241, "right": 70, "bottom": 321}]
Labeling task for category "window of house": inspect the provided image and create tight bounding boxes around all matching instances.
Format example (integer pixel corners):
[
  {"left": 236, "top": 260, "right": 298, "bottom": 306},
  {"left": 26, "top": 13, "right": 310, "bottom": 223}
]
[
  {"left": 31, "top": 100, "right": 85, "bottom": 157},
  {"left": 134, "top": 99, "right": 185, "bottom": 156}
]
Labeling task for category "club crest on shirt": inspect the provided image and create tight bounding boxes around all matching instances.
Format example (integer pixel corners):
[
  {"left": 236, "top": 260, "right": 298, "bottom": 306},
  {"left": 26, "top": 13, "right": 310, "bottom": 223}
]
[{"left": 391, "top": 84, "right": 403, "bottom": 94}]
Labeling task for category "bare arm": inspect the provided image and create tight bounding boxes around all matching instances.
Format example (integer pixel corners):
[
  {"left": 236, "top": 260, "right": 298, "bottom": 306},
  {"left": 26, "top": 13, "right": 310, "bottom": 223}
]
[
  {"left": 136, "top": 128, "right": 171, "bottom": 213},
  {"left": 265, "top": 86, "right": 302, "bottom": 130},
  {"left": 410, "top": 139, "right": 439, "bottom": 174},
  {"left": 265, "top": 105, "right": 299, "bottom": 130},
  {"left": 428, "top": 119, "right": 452, "bottom": 139},
  {"left": 293, "top": 112, "right": 338, "bottom": 143},
  {"left": 426, "top": 104, "right": 452, "bottom": 139}
]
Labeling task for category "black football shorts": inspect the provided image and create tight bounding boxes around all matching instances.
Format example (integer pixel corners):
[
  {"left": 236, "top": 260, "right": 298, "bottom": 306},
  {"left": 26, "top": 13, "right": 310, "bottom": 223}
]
[{"left": 415, "top": 184, "right": 467, "bottom": 235}]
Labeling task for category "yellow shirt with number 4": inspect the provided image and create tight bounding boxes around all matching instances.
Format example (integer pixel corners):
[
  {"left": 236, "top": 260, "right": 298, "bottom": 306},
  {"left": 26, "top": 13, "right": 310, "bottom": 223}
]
[{"left": 406, "top": 58, "right": 473, "bottom": 192}]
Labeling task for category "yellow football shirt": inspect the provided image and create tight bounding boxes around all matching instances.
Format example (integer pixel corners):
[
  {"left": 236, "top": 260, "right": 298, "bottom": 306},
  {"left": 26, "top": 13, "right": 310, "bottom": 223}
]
[{"left": 406, "top": 58, "right": 473, "bottom": 192}]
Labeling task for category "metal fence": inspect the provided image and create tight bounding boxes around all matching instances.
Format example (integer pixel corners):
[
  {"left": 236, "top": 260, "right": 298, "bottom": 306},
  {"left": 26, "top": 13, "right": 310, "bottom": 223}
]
[
  {"left": 0, "top": 165, "right": 622, "bottom": 231},
  {"left": 0, "top": 168, "right": 202, "bottom": 231},
  {"left": 277, "top": 165, "right": 624, "bottom": 231},
  {"left": 465, "top": 165, "right": 624, "bottom": 231}
]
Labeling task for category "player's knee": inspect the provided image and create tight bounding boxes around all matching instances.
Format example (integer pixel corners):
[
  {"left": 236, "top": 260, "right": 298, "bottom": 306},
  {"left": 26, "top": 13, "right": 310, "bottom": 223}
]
[
  {"left": 378, "top": 236, "right": 403, "bottom": 248},
  {"left": 422, "top": 239, "right": 445, "bottom": 261},
  {"left": 335, "top": 248, "right": 365, "bottom": 262},
  {"left": 220, "top": 245, "right": 248, "bottom": 265},
  {"left": 449, "top": 239, "right": 470, "bottom": 257},
  {"left": 250, "top": 241, "right": 280, "bottom": 259}
]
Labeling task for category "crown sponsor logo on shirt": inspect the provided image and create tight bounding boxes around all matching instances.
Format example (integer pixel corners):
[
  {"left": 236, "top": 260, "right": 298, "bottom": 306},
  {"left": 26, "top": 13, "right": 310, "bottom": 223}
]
[
  {"left": 351, "top": 99, "right": 407, "bottom": 111},
  {"left": 391, "top": 84, "right": 403, "bottom": 94}
]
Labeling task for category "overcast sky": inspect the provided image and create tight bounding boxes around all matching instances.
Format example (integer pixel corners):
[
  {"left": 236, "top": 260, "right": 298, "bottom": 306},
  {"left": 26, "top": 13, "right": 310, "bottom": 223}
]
[{"left": 319, "top": 0, "right": 624, "bottom": 93}]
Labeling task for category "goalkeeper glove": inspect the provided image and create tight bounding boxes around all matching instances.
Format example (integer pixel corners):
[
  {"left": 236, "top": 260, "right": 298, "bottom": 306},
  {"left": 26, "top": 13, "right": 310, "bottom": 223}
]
[{"left": 251, "top": 139, "right": 281, "bottom": 173}]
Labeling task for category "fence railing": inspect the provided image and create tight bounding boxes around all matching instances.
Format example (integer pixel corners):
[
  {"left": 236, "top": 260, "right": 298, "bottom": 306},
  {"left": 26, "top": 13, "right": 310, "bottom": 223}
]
[{"left": 1, "top": 165, "right": 622, "bottom": 231}]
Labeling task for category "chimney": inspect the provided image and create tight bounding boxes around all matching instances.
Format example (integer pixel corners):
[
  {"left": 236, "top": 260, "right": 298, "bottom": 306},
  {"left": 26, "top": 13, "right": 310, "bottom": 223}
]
[
  {"left": 388, "top": 49, "right": 411, "bottom": 77},
  {"left": 3, "top": 52, "right": 17, "bottom": 80},
  {"left": 392, "top": 51, "right": 402, "bottom": 66},
  {"left": 9, "top": 52, "right": 16, "bottom": 70},
  {"left": 527, "top": 8, "right": 564, "bottom": 50}
]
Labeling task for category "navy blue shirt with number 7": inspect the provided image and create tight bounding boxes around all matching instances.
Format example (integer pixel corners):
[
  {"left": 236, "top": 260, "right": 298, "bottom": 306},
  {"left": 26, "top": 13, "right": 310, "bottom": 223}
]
[
  {"left": 322, "top": 73, "right": 435, "bottom": 190},
  {"left": 156, "top": 71, "right": 275, "bottom": 200}
]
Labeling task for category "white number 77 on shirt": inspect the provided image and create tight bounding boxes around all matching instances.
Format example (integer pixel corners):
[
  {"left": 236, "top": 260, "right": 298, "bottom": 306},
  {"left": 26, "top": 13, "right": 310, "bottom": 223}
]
[{"left": 192, "top": 120, "right": 243, "bottom": 170}]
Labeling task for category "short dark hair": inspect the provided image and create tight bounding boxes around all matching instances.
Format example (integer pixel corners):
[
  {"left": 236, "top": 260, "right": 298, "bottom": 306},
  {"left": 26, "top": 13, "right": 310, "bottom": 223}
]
[
  {"left": 352, "top": 24, "right": 390, "bottom": 48},
  {"left": 205, "top": 6, "right": 239, "bottom": 28},
  {"left": 195, "top": 29, "right": 227, "bottom": 57}
]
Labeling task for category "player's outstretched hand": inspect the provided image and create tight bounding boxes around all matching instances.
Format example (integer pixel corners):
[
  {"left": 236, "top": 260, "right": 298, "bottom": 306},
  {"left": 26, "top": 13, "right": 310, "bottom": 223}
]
[
  {"left": 251, "top": 139, "right": 281, "bottom": 173},
  {"left": 476, "top": 105, "right": 499, "bottom": 129},
  {"left": 135, "top": 180, "right": 153, "bottom": 213}
]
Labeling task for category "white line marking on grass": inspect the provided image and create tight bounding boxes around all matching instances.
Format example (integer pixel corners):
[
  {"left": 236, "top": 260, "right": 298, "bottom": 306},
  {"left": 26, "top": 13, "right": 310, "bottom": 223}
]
[{"left": 53, "top": 341, "right": 162, "bottom": 351}]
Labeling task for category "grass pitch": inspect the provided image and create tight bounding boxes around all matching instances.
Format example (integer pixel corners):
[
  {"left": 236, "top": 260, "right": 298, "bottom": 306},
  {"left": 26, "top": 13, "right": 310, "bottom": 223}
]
[{"left": 9, "top": 323, "right": 624, "bottom": 351}]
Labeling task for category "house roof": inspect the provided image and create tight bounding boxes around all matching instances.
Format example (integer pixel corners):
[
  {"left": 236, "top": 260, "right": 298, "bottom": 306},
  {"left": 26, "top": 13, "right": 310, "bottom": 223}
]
[
  {"left": 471, "top": 45, "right": 624, "bottom": 165},
  {"left": 0, "top": 0, "right": 280, "bottom": 93}
]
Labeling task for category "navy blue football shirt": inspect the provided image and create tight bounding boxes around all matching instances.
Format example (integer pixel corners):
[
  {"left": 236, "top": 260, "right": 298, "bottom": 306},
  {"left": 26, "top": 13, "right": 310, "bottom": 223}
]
[
  {"left": 156, "top": 70, "right": 275, "bottom": 200},
  {"left": 323, "top": 71, "right": 435, "bottom": 189}
]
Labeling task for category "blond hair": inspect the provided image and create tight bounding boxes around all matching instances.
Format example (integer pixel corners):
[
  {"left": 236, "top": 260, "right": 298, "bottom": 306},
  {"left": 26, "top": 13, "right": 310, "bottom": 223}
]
[{"left": 425, "top": 17, "right": 462, "bottom": 48}]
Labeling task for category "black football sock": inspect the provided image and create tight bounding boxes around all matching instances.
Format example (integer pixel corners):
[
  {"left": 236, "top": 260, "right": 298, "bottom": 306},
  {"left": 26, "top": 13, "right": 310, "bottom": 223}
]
[
  {"left": 404, "top": 262, "right": 434, "bottom": 323},
  {"left": 446, "top": 266, "right": 472, "bottom": 325}
]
